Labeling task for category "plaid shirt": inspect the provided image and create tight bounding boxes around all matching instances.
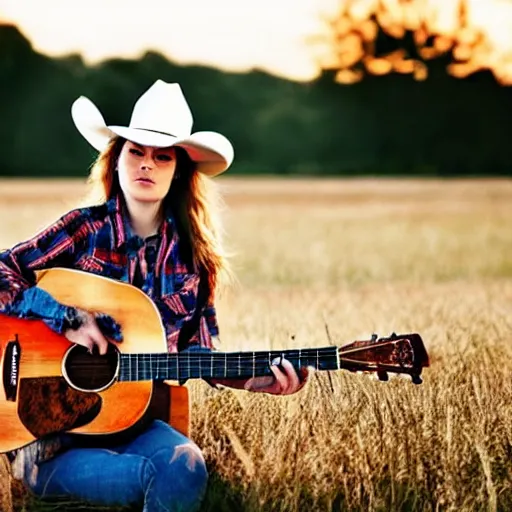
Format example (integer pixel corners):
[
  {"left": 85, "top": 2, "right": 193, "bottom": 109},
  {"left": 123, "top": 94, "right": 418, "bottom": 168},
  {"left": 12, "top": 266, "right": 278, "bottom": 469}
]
[{"left": 0, "top": 194, "right": 219, "bottom": 352}]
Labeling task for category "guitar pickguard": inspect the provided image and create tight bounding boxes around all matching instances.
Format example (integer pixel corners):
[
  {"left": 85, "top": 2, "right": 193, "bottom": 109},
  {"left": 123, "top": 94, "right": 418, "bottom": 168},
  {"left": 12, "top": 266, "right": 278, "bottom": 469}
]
[{"left": 17, "top": 377, "right": 102, "bottom": 438}]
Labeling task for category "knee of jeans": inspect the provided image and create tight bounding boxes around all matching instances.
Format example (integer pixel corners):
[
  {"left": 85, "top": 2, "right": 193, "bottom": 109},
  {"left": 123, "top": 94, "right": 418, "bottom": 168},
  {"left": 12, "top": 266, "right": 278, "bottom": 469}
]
[{"left": 168, "top": 442, "right": 208, "bottom": 491}]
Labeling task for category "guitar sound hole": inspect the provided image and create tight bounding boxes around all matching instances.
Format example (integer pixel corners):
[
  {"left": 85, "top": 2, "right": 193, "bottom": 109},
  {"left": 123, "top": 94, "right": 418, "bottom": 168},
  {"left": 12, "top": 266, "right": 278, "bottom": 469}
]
[{"left": 63, "top": 344, "right": 119, "bottom": 392}]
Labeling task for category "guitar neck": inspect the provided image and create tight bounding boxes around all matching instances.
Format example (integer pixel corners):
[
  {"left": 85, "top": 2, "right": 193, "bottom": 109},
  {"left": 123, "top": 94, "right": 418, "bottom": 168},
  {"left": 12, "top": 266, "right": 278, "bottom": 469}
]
[{"left": 118, "top": 347, "right": 340, "bottom": 382}]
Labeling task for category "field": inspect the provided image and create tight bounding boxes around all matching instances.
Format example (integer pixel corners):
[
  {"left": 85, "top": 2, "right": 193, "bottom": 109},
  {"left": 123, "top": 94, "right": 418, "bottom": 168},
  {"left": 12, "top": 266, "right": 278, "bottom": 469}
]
[{"left": 1, "top": 177, "right": 511, "bottom": 512}]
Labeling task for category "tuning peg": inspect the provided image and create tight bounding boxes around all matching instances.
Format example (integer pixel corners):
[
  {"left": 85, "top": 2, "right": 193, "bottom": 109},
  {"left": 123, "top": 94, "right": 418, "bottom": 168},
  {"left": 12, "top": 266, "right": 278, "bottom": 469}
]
[
  {"left": 411, "top": 374, "right": 423, "bottom": 385},
  {"left": 371, "top": 333, "right": 378, "bottom": 342},
  {"left": 377, "top": 370, "right": 389, "bottom": 381}
]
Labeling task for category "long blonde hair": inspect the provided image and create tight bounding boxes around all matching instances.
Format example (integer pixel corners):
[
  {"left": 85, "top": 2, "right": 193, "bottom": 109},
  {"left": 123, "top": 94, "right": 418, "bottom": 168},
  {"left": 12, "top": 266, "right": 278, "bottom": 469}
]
[{"left": 85, "top": 136, "right": 231, "bottom": 297}]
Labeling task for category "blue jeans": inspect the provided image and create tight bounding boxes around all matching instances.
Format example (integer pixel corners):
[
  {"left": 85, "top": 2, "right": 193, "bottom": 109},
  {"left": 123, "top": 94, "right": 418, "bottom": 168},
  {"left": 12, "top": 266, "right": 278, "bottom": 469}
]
[{"left": 26, "top": 420, "right": 208, "bottom": 512}]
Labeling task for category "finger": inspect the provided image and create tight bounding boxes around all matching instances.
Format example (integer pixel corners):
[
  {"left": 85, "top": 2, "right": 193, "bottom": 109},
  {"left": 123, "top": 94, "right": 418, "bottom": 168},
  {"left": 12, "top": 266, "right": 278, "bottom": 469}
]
[
  {"left": 270, "top": 360, "right": 290, "bottom": 394},
  {"left": 279, "top": 358, "right": 301, "bottom": 394},
  {"left": 93, "top": 336, "right": 109, "bottom": 356},
  {"left": 65, "top": 329, "right": 94, "bottom": 353},
  {"left": 244, "top": 375, "right": 275, "bottom": 391},
  {"left": 88, "top": 322, "right": 110, "bottom": 356},
  {"left": 78, "top": 335, "right": 95, "bottom": 354},
  {"left": 80, "top": 335, "right": 94, "bottom": 354},
  {"left": 297, "top": 367, "right": 310, "bottom": 390}
]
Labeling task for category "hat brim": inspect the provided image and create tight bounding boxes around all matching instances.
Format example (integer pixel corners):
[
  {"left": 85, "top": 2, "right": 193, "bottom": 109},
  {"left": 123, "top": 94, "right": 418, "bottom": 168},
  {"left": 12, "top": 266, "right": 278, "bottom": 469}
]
[{"left": 72, "top": 96, "right": 234, "bottom": 177}]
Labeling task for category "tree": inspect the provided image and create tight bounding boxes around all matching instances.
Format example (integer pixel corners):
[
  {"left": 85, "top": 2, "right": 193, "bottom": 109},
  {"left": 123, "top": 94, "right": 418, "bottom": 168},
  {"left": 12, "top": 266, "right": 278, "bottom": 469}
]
[{"left": 310, "top": 0, "right": 512, "bottom": 86}]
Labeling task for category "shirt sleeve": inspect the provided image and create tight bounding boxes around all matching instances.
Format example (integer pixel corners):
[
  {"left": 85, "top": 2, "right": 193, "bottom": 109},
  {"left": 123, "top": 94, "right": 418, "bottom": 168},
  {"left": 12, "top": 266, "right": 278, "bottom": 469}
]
[
  {"left": 0, "top": 209, "right": 89, "bottom": 333},
  {"left": 203, "top": 302, "right": 220, "bottom": 339},
  {"left": 153, "top": 274, "right": 221, "bottom": 352},
  {"left": 153, "top": 273, "right": 201, "bottom": 351}
]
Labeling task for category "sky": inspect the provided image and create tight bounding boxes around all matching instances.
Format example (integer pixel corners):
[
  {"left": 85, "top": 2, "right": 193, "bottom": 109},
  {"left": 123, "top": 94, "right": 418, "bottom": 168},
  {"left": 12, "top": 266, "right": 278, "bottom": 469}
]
[
  {"left": 1, "top": 0, "right": 512, "bottom": 83},
  {"left": 0, "top": 0, "right": 334, "bottom": 81}
]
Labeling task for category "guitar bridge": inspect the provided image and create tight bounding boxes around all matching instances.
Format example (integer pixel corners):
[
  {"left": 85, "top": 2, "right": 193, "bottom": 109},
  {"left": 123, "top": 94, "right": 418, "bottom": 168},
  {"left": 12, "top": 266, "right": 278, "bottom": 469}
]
[{"left": 2, "top": 335, "right": 21, "bottom": 402}]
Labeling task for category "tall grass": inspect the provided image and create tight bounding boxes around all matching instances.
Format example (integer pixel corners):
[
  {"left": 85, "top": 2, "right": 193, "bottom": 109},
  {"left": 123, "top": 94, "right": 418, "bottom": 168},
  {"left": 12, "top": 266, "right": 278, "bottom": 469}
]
[{"left": 1, "top": 178, "right": 511, "bottom": 511}]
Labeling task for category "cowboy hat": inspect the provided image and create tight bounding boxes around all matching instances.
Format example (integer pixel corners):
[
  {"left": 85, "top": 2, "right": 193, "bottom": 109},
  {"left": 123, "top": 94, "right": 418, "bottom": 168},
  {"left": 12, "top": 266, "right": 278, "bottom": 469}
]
[{"left": 71, "top": 80, "right": 234, "bottom": 177}]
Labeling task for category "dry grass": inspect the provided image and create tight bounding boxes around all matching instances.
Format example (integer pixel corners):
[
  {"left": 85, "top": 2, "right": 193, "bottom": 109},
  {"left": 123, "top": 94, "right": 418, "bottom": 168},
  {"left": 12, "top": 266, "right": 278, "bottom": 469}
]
[{"left": 1, "top": 177, "right": 511, "bottom": 511}]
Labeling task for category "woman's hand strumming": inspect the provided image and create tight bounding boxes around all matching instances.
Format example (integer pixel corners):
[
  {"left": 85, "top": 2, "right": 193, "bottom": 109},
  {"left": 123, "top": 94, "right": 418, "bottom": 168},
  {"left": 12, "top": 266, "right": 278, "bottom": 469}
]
[{"left": 64, "top": 309, "right": 121, "bottom": 355}]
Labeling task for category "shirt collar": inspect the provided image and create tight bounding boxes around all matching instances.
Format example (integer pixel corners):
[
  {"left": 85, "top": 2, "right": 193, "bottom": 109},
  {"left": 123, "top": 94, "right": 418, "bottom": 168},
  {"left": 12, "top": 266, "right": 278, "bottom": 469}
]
[{"left": 107, "top": 193, "right": 173, "bottom": 249}]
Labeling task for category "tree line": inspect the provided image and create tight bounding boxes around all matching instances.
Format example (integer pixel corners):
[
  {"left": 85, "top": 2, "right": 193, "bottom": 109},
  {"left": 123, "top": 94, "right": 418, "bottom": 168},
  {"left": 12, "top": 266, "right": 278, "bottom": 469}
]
[{"left": 1, "top": 23, "right": 511, "bottom": 177}]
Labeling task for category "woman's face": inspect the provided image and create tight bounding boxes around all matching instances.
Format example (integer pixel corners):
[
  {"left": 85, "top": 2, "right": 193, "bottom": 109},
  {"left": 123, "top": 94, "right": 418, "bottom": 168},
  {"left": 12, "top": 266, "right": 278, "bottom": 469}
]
[{"left": 117, "top": 141, "right": 177, "bottom": 204}]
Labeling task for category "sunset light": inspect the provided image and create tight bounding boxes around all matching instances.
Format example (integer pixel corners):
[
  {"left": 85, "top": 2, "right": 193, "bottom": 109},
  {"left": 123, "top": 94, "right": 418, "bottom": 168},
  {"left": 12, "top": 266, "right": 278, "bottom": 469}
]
[
  {"left": 1, "top": 1, "right": 512, "bottom": 510},
  {"left": 315, "top": 0, "right": 512, "bottom": 84},
  {"left": 1, "top": 0, "right": 512, "bottom": 84},
  {"left": 0, "top": 0, "right": 324, "bottom": 81}
]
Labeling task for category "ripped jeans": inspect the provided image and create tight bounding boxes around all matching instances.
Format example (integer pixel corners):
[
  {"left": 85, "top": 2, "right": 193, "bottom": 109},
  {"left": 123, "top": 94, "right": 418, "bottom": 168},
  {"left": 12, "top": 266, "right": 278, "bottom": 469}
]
[{"left": 25, "top": 420, "right": 208, "bottom": 512}]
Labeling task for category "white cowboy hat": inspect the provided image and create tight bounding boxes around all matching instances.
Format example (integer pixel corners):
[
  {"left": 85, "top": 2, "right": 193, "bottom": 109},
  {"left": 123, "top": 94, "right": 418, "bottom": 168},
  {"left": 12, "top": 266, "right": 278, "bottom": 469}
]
[{"left": 71, "top": 79, "right": 234, "bottom": 177}]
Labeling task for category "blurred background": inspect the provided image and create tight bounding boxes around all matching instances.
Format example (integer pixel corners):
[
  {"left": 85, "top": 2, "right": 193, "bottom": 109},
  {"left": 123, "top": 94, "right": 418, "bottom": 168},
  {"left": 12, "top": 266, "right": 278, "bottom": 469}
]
[
  {"left": 1, "top": 0, "right": 512, "bottom": 177},
  {"left": 2, "top": 4, "right": 512, "bottom": 511}
]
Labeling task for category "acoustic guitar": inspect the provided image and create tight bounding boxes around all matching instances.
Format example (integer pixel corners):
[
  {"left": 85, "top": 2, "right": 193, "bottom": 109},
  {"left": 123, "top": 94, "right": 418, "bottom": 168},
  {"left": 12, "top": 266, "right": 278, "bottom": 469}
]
[{"left": 0, "top": 268, "right": 429, "bottom": 453}]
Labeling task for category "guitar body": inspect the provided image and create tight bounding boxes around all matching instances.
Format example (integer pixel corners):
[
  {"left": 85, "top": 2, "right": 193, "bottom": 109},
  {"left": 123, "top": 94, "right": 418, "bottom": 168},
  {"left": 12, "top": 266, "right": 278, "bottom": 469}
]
[{"left": 0, "top": 268, "right": 169, "bottom": 452}]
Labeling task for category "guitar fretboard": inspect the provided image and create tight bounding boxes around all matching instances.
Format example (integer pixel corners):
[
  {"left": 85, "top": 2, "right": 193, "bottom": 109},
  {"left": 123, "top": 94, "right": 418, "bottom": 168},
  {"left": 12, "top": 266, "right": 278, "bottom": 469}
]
[{"left": 118, "top": 347, "right": 339, "bottom": 382}]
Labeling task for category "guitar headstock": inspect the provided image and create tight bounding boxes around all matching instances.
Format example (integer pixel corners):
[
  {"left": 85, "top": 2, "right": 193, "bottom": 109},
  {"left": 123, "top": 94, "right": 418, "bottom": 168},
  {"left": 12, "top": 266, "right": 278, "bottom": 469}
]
[{"left": 339, "top": 332, "right": 430, "bottom": 384}]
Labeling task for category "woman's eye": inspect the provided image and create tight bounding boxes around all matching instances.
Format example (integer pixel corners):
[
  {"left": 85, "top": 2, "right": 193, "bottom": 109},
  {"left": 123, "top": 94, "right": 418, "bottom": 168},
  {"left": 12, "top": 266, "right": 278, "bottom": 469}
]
[
  {"left": 156, "top": 154, "right": 172, "bottom": 162},
  {"left": 129, "top": 148, "right": 144, "bottom": 156}
]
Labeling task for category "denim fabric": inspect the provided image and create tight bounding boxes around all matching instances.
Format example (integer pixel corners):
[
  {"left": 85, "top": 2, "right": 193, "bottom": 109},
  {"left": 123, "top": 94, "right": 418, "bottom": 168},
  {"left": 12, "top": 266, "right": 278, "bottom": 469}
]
[
  {"left": 27, "top": 420, "right": 208, "bottom": 512},
  {"left": 5, "top": 287, "right": 123, "bottom": 342},
  {"left": 6, "top": 287, "right": 71, "bottom": 333}
]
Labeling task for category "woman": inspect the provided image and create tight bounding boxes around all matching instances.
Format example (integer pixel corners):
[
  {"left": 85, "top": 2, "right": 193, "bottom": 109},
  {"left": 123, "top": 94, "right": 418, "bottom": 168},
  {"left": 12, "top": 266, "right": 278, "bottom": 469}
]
[{"left": 0, "top": 80, "right": 307, "bottom": 512}]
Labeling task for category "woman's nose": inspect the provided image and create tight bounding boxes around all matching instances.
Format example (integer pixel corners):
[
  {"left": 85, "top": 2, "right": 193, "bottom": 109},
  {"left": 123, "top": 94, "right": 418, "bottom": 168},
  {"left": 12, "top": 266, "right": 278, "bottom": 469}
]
[{"left": 141, "top": 156, "right": 153, "bottom": 170}]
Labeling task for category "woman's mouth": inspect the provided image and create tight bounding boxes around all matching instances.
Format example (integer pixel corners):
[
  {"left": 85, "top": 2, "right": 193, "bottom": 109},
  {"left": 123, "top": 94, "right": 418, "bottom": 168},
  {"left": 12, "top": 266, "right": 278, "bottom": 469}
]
[{"left": 135, "top": 177, "right": 155, "bottom": 185}]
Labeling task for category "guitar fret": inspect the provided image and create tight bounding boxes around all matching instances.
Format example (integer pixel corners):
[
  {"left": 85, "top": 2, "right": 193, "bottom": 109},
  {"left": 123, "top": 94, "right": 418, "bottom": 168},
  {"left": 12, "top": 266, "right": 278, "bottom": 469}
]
[
  {"left": 170, "top": 354, "right": 179, "bottom": 380},
  {"left": 120, "top": 346, "right": 342, "bottom": 382}
]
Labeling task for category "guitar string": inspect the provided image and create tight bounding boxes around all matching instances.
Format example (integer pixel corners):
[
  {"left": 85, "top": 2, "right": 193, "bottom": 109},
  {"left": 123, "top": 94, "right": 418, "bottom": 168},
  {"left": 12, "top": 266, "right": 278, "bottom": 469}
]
[
  {"left": 68, "top": 350, "right": 405, "bottom": 379},
  {"left": 66, "top": 353, "right": 342, "bottom": 369},
  {"left": 117, "top": 351, "right": 338, "bottom": 368},
  {"left": 113, "top": 349, "right": 403, "bottom": 380},
  {"left": 65, "top": 352, "right": 342, "bottom": 368},
  {"left": 117, "top": 352, "right": 340, "bottom": 368},
  {"left": 69, "top": 353, "right": 397, "bottom": 369}
]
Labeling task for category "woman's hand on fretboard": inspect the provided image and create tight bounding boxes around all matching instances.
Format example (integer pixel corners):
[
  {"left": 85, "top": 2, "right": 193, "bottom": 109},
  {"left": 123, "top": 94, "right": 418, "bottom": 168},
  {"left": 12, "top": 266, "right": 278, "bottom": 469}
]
[{"left": 243, "top": 357, "right": 309, "bottom": 395}]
